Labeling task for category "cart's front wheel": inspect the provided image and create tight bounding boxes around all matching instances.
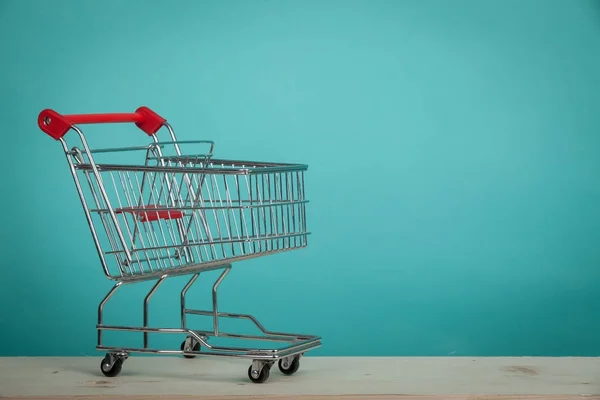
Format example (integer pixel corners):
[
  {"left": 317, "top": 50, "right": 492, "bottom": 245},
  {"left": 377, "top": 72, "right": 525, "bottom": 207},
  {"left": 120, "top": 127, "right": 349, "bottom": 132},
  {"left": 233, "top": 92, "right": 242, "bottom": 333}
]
[
  {"left": 278, "top": 355, "right": 300, "bottom": 375},
  {"left": 180, "top": 339, "right": 201, "bottom": 359},
  {"left": 100, "top": 356, "right": 123, "bottom": 377},
  {"left": 248, "top": 363, "right": 270, "bottom": 383}
]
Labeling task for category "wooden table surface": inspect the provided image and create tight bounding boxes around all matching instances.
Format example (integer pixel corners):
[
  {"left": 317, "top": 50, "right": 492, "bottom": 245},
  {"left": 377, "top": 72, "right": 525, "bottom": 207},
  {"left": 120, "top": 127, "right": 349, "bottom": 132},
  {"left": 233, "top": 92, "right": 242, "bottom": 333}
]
[{"left": 0, "top": 356, "right": 598, "bottom": 399}]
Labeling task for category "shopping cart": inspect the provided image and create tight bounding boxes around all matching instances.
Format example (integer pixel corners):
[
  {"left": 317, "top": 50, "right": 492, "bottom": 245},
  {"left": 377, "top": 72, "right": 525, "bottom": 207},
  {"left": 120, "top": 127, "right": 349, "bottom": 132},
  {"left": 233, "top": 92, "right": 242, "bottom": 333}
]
[{"left": 37, "top": 106, "right": 321, "bottom": 383}]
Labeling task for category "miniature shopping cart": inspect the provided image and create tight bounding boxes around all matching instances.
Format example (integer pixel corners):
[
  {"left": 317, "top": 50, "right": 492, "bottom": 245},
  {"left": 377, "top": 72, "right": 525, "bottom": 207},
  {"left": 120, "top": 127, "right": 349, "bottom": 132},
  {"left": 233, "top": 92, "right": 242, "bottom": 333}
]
[{"left": 37, "top": 106, "right": 321, "bottom": 383}]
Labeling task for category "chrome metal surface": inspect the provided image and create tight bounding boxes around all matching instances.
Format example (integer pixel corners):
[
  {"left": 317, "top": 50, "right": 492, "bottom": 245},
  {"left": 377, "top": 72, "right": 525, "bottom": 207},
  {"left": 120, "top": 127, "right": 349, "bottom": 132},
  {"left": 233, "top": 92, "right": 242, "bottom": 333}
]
[
  {"left": 64, "top": 127, "right": 309, "bottom": 281},
  {"left": 211, "top": 267, "right": 230, "bottom": 336},
  {"left": 96, "top": 264, "right": 321, "bottom": 361},
  {"left": 51, "top": 118, "right": 320, "bottom": 381},
  {"left": 143, "top": 275, "right": 167, "bottom": 348}
]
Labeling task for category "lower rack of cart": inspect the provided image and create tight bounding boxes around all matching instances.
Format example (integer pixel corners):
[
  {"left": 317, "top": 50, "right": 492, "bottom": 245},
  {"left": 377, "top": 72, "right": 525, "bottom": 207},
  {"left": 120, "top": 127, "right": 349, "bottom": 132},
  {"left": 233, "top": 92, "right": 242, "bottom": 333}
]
[{"left": 97, "top": 263, "right": 321, "bottom": 383}]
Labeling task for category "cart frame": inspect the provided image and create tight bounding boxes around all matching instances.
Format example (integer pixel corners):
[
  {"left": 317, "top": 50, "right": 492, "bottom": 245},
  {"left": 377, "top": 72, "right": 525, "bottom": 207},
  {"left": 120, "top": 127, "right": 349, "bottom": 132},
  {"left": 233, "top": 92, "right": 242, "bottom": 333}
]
[{"left": 37, "top": 106, "right": 321, "bottom": 383}]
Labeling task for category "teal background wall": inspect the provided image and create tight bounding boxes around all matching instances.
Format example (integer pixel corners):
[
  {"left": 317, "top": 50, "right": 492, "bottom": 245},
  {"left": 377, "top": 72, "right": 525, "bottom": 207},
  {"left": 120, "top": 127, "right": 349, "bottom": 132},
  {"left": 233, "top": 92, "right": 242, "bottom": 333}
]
[{"left": 1, "top": 0, "right": 600, "bottom": 357}]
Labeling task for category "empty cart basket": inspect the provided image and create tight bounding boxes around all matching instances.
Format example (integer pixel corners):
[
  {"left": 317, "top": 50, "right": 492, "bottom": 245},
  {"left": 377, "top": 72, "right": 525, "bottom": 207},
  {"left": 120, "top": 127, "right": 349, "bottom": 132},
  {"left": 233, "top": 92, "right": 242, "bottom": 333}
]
[{"left": 37, "top": 106, "right": 321, "bottom": 383}]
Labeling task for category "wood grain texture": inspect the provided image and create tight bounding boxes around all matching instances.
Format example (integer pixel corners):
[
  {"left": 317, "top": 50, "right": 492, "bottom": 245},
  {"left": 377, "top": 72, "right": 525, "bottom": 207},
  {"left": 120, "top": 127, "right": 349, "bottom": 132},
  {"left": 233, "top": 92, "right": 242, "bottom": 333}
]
[
  {"left": 1, "top": 396, "right": 599, "bottom": 400},
  {"left": 0, "top": 357, "right": 599, "bottom": 398}
]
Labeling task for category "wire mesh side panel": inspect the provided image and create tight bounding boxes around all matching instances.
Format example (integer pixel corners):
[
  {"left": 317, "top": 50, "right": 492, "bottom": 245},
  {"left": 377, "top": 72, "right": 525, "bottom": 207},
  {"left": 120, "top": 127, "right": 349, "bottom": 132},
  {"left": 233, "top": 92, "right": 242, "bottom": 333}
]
[{"left": 74, "top": 161, "right": 308, "bottom": 279}]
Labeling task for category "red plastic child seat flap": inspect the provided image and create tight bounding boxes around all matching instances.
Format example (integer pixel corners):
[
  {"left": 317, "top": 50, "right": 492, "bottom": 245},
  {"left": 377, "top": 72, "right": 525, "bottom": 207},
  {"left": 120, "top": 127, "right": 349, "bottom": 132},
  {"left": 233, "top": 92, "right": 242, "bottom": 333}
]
[{"left": 115, "top": 205, "right": 185, "bottom": 222}]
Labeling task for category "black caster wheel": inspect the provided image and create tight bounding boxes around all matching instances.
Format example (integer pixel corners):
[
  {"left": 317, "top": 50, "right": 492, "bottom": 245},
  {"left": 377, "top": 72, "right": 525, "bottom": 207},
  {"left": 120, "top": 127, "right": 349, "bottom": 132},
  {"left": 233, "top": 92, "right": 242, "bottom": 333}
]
[
  {"left": 248, "top": 363, "right": 271, "bottom": 383},
  {"left": 180, "top": 339, "right": 201, "bottom": 359},
  {"left": 100, "top": 355, "right": 123, "bottom": 377},
  {"left": 278, "top": 355, "right": 300, "bottom": 375}
]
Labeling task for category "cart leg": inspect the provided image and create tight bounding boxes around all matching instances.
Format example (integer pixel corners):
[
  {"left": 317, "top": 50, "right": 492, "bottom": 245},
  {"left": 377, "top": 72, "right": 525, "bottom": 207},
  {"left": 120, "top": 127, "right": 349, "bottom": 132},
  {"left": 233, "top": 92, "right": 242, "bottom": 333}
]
[
  {"left": 180, "top": 265, "right": 231, "bottom": 336},
  {"left": 98, "top": 283, "right": 130, "bottom": 377},
  {"left": 97, "top": 282, "right": 122, "bottom": 349},
  {"left": 143, "top": 274, "right": 168, "bottom": 349},
  {"left": 211, "top": 266, "right": 231, "bottom": 337},
  {"left": 178, "top": 266, "right": 231, "bottom": 358},
  {"left": 180, "top": 273, "right": 199, "bottom": 331},
  {"left": 180, "top": 273, "right": 204, "bottom": 358}
]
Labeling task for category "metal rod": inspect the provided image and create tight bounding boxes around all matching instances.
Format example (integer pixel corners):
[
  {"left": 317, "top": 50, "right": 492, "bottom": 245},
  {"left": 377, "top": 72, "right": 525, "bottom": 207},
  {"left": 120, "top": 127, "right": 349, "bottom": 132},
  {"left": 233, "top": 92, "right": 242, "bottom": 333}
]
[
  {"left": 143, "top": 275, "right": 167, "bottom": 348},
  {"left": 186, "top": 330, "right": 306, "bottom": 343},
  {"left": 212, "top": 266, "right": 231, "bottom": 336},
  {"left": 74, "top": 163, "right": 308, "bottom": 175},
  {"left": 97, "top": 327, "right": 320, "bottom": 360},
  {"left": 60, "top": 139, "right": 115, "bottom": 278},
  {"left": 97, "top": 282, "right": 122, "bottom": 346},
  {"left": 180, "top": 273, "right": 199, "bottom": 329},
  {"left": 96, "top": 344, "right": 314, "bottom": 360},
  {"left": 72, "top": 127, "right": 133, "bottom": 263},
  {"left": 184, "top": 309, "right": 313, "bottom": 339}
]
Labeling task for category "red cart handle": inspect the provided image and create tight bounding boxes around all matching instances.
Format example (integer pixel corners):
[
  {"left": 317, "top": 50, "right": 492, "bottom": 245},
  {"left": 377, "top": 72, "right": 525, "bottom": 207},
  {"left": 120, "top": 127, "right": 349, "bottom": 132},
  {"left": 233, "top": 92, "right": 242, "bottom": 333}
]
[{"left": 38, "top": 106, "right": 166, "bottom": 140}]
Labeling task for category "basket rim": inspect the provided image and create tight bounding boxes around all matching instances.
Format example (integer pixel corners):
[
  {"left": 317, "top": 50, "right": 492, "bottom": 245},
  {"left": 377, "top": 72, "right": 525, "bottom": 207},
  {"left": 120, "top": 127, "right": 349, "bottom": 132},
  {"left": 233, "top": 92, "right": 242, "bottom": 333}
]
[{"left": 74, "top": 158, "right": 309, "bottom": 175}]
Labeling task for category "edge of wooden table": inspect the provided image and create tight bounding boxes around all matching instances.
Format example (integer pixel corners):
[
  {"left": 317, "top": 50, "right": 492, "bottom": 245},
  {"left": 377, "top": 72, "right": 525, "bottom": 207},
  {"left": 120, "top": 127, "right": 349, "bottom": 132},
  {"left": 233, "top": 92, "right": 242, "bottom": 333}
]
[{"left": 1, "top": 356, "right": 598, "bottom": 399}]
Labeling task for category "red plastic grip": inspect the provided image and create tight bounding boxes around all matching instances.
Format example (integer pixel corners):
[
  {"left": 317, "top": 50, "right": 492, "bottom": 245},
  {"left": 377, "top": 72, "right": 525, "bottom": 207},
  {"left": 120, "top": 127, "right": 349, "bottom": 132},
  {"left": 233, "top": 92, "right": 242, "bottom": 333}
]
[{"left": 38, "top": 106, "right": 166, "bottom": 140}]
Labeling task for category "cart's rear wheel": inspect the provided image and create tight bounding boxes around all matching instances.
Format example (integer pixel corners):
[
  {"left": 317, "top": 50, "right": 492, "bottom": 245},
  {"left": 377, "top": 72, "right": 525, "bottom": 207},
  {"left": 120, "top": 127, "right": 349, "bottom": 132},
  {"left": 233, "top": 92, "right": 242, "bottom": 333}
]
[
  {"left": 278, "top": 355, "right": 300, "bottom": 375},
  {"left": 248, "top": 363, "right": 270, "bottom": 383},
  {"left": 100, "top": 356, "right": 123, "bottom": 377},
  {"left": 180, "top": 339, "right": 201, "bottom": 359}
]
